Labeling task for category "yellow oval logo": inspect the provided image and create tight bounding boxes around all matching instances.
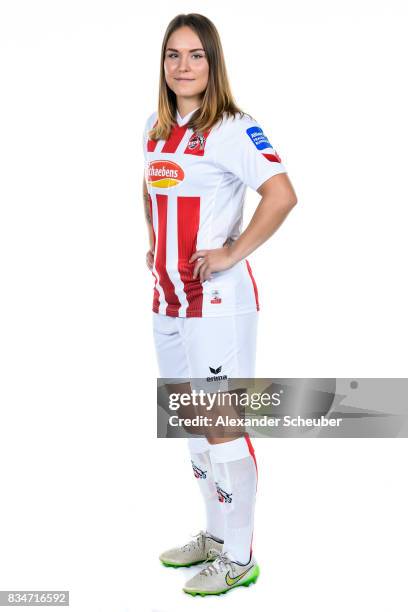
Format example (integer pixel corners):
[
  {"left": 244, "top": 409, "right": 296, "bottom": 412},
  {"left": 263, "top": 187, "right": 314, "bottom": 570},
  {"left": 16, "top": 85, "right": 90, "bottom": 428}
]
[{"left": 146, "top": 160, "right": 184, "bottom": 188}]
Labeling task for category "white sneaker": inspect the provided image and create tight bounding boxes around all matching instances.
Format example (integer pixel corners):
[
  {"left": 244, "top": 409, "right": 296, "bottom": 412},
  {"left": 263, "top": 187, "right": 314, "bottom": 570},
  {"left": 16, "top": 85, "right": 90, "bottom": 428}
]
[
  {"left": 183, "top": 549, "right": 260, "bottom": 596},
  {"left": 159, "top": 531, "right": 223, "bottom": 568}
]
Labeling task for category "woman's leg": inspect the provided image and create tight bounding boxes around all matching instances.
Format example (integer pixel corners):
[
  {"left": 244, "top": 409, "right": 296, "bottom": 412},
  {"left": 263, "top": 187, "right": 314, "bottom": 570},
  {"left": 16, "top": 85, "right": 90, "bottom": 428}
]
[
  {"left": 183, "top": 312, "right": 259, "bottom": 565},
  {"left": 208, "top": 434, "right": 258, "bottom": 564},
  {"left": 152, "top": 313, "right": 224, "bottom": 564},
  {"left": 188, "top": 436, "right": 224, "bottom": 541}
]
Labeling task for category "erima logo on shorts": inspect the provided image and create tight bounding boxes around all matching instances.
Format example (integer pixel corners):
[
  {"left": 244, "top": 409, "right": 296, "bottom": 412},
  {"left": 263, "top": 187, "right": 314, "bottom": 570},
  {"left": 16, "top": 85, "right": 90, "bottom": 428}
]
[
  {"left": 246, "top": 126, "right": 273, "bottom": 150},
  {"left": 207, "top": 365, "right": 227, "bottom": 382}
]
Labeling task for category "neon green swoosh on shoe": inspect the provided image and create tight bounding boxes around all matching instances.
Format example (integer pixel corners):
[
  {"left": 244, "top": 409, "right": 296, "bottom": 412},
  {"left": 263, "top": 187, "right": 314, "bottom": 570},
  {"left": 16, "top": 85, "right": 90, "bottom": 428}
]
[{"left": 225, "top": 565, "right": 254, "bottom": 586}]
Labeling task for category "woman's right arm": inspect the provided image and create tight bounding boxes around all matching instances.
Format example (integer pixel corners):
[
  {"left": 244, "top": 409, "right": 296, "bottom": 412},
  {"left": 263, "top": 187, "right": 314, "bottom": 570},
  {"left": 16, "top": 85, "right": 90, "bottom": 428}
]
[{"left": 143, "top": 176, "right": 155, "bottom": 270}]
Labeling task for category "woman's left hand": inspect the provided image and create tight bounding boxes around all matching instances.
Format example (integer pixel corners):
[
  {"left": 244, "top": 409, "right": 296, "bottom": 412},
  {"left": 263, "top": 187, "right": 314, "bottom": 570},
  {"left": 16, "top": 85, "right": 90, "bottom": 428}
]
[{"left": 189, "top": 246, "right": 236, "bottom": 282}]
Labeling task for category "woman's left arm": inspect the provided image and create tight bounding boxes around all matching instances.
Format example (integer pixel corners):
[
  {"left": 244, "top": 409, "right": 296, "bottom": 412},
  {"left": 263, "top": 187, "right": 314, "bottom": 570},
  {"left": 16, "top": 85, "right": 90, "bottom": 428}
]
[{"left": 190, "top": 173, "right": 298, "bottom": 282}]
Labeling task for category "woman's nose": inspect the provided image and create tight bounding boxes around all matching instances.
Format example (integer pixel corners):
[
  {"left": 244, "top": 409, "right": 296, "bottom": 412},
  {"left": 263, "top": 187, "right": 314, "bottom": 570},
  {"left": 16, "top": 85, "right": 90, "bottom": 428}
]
[{"left": 178, "top": 54, "right": 190, "bottom": 71}]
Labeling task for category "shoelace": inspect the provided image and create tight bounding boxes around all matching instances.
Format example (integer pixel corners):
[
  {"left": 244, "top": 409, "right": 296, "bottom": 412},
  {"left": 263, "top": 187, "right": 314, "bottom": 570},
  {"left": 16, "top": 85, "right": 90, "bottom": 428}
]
[
  {"left": 200, "top": 549, "right": 234, "bottom": 576},
  {"left": 180, "top": 530, "right": 206, "bottom": 552}
]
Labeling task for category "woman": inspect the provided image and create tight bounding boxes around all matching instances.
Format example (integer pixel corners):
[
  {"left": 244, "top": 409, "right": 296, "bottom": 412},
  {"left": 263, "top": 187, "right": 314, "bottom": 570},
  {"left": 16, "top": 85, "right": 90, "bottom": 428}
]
[{"left": 142, "top": 13, "right": 297, "bottom": 597}]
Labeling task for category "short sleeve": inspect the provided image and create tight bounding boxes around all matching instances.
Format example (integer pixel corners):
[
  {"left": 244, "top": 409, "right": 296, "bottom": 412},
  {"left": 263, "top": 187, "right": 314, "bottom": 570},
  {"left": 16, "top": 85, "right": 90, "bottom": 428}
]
[
  {"left": 142, "top": 124, "right": 147, "bottom": 163},
  {"left": 142, "top": 111, "right": 158, "bottom": 162},
  {"left": 215, "top": 115, "right": 287, "bottom": 191}
]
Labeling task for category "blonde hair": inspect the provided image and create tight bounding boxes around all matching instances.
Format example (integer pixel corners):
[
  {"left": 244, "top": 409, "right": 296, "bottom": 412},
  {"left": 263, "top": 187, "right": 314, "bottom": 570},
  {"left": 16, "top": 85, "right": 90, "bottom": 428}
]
[{"left": 149, "top": 13, "right": 253, "bottom": 141}]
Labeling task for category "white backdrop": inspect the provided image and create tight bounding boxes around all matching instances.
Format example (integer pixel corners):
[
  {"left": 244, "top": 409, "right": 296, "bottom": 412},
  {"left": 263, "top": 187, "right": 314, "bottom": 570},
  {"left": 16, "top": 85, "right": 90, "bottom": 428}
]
[{"left": 0, "top": 1, "right": 407, "bottom": 611}]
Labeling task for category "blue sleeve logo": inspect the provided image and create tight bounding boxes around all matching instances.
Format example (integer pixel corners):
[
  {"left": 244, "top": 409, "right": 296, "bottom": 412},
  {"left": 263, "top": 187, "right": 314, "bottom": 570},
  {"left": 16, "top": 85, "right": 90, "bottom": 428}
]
[{"left": 246, "top": 126, "right": 272, "bottom": 150}]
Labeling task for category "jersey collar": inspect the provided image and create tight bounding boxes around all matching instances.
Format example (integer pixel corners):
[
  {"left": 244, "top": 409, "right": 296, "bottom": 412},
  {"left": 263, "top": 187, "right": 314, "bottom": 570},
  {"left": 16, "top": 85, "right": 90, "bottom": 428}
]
[{"left": 176, "top": 106, "right": 200, "bottom": 126}]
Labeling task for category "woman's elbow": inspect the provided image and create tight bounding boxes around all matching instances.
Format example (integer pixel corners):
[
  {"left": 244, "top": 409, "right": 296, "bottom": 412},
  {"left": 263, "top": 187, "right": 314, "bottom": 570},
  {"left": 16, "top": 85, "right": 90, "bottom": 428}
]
[
  {"left": 258, "top": 173, "right": 298, "bottom": 209},
  {"left": 280, "top": 189, "right": 297, "bottom": 211},
  {"left": 285, "top": 181, "right": 298, "bottom": 209},
  {"left": 288, "top": 194, "right": 298, "bottom": 208}
]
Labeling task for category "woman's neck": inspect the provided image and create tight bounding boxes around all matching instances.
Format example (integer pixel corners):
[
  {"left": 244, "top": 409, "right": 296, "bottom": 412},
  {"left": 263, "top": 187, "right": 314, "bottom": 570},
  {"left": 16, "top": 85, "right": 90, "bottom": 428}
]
[{"left": 177, "top": 98, "right": 201, "bottom": 119}]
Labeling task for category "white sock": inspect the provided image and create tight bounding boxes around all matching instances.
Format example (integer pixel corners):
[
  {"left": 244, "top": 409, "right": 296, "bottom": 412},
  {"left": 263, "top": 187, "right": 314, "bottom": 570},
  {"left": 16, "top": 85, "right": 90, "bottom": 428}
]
[
  {"left": 209, "top": 435, "right": 258, "bottom": 565},
  {"left": 188, "top": 438, "right": 225, "bottom": 541}
]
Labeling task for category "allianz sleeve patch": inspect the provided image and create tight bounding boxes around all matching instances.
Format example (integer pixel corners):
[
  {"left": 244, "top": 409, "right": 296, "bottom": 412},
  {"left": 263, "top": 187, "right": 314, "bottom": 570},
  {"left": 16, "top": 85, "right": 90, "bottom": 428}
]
[{"left": 246, "top": 126, "right": 273, "bottom": 150}]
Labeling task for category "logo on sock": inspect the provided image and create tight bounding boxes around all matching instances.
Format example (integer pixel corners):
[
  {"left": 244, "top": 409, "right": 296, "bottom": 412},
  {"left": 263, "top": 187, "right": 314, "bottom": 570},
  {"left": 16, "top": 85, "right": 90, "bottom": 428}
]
[
  {"left": 207, "top": 365, "right": 227, "bottom": 382},
  {"left": 215, "top": 482, "right": 232, "bottom": 503},
  {"left": 191, "top": 461, "right": 207, "bottom": 479}
]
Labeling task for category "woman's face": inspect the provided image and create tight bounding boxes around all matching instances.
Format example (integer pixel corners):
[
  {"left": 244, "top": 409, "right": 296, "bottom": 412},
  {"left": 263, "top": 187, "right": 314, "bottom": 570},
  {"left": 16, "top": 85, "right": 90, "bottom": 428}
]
[{"left": 164, "top": 26, "right": 209, "bottom": 101}]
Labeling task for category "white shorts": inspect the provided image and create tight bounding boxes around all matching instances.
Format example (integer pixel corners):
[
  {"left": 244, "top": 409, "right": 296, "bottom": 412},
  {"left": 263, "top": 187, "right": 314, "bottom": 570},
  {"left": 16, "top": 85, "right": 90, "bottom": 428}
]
[{"left": 152, "top": 311, "right": 258, "bottom": 383}]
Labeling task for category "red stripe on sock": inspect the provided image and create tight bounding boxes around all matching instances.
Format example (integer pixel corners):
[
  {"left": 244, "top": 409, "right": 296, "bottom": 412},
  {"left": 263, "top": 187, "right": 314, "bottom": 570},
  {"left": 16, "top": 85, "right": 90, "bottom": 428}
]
[
  {"left": 245, "top": 433, "right": 257, "bottom": 562},
  {"left": 177, "top": 196, "right": 203, "bottom": 317}
]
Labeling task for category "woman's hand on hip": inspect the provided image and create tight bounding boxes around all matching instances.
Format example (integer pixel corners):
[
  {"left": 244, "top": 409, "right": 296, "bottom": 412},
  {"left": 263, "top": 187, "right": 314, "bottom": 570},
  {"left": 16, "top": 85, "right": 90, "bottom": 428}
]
[
  {"left": 146, "top": 248, "right": 154, "bottom": 271},
  {"left": 189, "top": 246, "right": 236, "bottom": 282}
]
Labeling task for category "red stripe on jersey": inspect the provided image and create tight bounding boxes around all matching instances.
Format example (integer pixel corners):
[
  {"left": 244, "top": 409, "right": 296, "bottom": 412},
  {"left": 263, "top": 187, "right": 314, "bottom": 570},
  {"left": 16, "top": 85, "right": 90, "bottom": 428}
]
[
  {"left": 152, "top": 274, "right": 160, "bottom": 312},
  {"left": 147, "top": 120, "right": 159, "bottom": 152},
  {"left": 245, "top": 259, "right": 260, "bottom": 310},
  {"left": 161, "top": 124, "right": 189, "bottom": 153},
  {"left": 262, "top": 152, "right": 282, "bottom": 163},
  {"left": 155, "top": 194, "right": 182, "bottom": 315},
  {"left": 183, "top": 130, "right": 211, "bottom": 156},
  {"left": 149, "top": 193, "right": 155, "bottom": 250},
  {"left": 148, "top": 194, "right": 160, "bottom": 312},
  {"left": 147, "top": 138, "right": 158, "bottom": 153},
  {"left": 177, "top": 196, "right": 203, "bottom": 317}
]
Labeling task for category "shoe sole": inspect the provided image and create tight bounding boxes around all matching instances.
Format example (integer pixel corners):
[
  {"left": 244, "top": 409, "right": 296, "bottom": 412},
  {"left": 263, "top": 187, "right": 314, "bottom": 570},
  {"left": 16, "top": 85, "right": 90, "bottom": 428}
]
[
  {"left": 183, "top": 563, "right": 260, "bottom": 596},
  {"left": 160, "top": 558, "right": 208, "bottom": 568}
]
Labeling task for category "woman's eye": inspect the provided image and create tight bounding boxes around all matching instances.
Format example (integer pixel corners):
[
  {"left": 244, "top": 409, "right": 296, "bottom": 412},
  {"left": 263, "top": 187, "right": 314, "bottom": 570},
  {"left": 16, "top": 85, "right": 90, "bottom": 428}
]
[{"left": 166, "top": 53, "right": 204, "bottom": 59}]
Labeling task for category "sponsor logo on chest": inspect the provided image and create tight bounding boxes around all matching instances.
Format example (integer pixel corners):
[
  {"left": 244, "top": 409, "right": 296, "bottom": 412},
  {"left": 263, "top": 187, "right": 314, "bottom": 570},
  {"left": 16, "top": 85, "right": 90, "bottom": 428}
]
[{"left": 146, "top": 160, "right": 184, "bottom": 188}]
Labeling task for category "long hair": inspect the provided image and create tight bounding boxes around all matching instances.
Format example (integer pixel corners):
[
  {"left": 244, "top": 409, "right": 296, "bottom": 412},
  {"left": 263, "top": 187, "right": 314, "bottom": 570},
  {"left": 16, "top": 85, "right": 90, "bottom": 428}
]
[{"left": 149, "top": 13, "right": 253, "bottom": 141}]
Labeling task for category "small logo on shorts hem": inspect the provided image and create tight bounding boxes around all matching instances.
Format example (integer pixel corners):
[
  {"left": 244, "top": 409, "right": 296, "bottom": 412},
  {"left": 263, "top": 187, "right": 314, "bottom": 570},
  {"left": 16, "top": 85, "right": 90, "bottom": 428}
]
[{"left": 210, "top": 289, "right": 222, "bottom": 304}]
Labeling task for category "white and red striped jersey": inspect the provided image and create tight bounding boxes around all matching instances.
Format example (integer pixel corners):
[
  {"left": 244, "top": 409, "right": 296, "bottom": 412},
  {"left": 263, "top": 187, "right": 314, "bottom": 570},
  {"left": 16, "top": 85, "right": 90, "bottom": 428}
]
[{"left": 143, "top": 107, "right": 286, "bottom": 317}]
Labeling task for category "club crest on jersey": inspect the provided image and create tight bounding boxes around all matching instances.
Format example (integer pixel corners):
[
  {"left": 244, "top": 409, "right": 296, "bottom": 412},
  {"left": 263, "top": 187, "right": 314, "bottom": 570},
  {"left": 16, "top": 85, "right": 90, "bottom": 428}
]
[
  {"left": 146, "top": 160, "right": 184, "bottom": 188},
  {"left": 186, "top": 132, "right": 205, "bottom": 150},
  {"left": 184, "top": 130, "right": 210, "bottom": 156}
]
